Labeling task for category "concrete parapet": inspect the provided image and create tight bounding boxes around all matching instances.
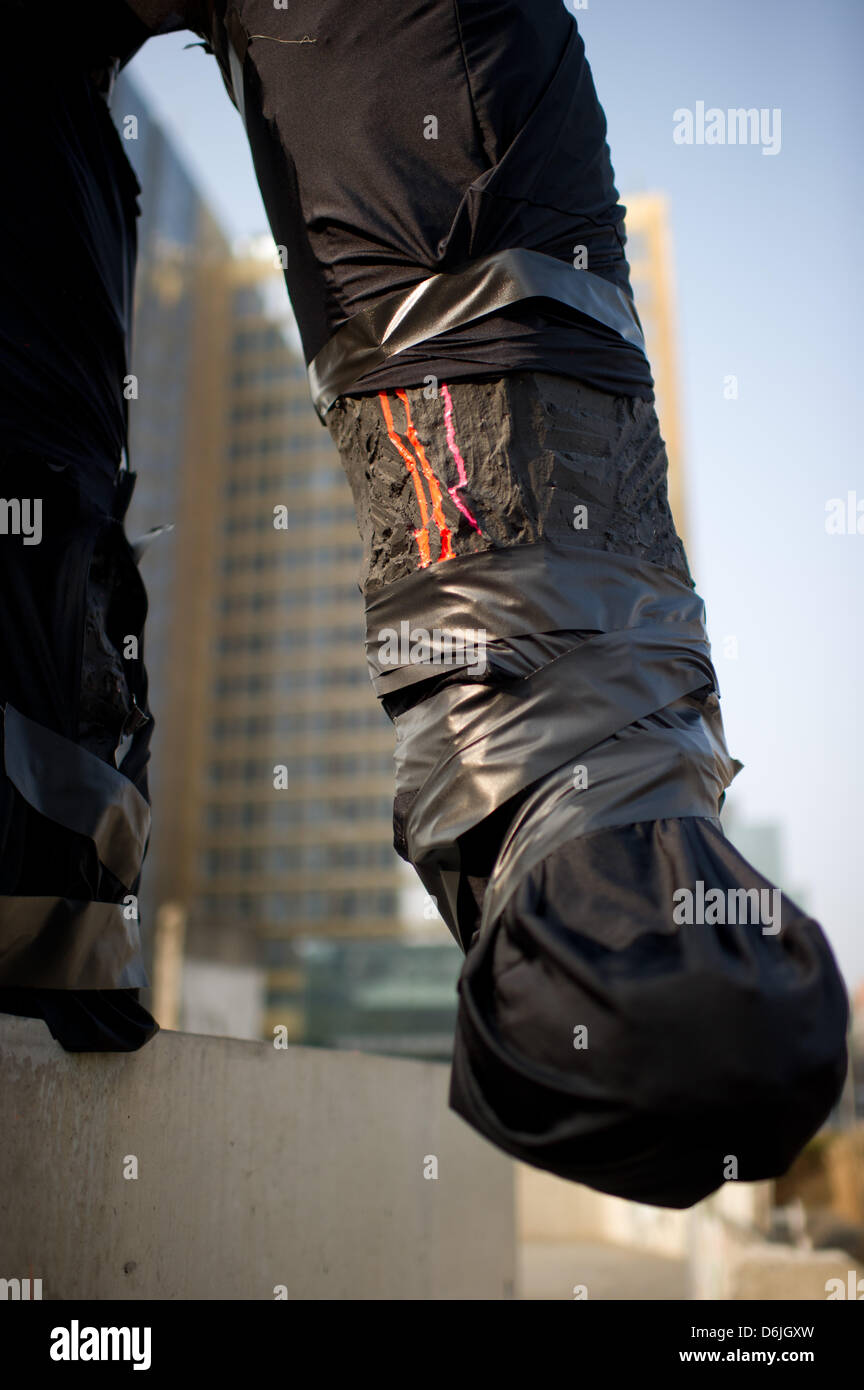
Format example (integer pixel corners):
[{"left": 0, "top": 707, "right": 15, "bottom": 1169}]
[{"left": 0, "top": 1017, "right": 515, "bottom": 1300}]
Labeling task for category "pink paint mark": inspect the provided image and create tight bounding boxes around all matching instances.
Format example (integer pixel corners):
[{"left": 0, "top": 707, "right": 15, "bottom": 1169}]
[{"left": 440, "top": 382, "right": 482, "bottom": 533}]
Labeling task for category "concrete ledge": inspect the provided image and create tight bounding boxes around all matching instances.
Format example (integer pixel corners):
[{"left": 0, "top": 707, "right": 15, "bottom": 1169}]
[
  {"left": 689, "top": 1206, "right": 858, "bottom": 1301},
  {"left": 730, "top": 1247, "right": 860, "bottom": 1302},
  {"left": 0, "top": 1018, "right": 515, "bottom": 1300}
]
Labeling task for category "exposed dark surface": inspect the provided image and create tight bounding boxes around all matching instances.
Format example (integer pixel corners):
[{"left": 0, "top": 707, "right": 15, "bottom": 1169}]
[{"left": 328, "top": 372, "right": 691, "bottom": 592}]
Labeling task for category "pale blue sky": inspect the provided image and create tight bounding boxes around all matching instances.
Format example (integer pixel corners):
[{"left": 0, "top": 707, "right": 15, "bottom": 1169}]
[{"left": 129, "top": 0, "right": 864, "bottom": 985}]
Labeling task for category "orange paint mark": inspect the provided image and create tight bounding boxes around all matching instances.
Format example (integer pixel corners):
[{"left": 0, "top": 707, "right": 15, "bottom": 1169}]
[
  {"left": 378, "top": 390, "right": 432, "bottom": 567},
  {"left": 395, "top": 390, "right": 454, "bottom": 562}
]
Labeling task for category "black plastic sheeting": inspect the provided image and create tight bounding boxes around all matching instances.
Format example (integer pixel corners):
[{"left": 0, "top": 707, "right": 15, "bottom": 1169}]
[
  {"left": 370, "top": 543, "right": 736, "bottom": 945},
  {"left": 308, "top": 248, "right": 646, "bottom": 420},
  {"left": 4, "top": 705, "right": 151, "bottom": 893},
  {"left": 0, "top": 4, "right": 149, "bottom": 472},
  {"left": 384, "top": 548, "right": 849, "bottom": 1205},
  {"left": 0, "top": 4, "right": 159, "bottom": 1051},
  {"left": 0, "top": 705, "right": 148, "bottom": 988},
  {"left": 200, "top": 0, "right": 656, "bottom": 403},
  {"left": 329, "top": 373, "right": 849, "bottom": 1207},
  {"left": 452, "top": 818, "right": 848, "bottom": 1208},
  {"left": 0, "top": 461, "right": 158, "bottom": 1046}
]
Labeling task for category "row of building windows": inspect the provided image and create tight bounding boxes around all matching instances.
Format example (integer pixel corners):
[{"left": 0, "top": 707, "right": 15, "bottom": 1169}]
[
  {"left": 207, "top": 750, "right": 392, "bottom": 783},
  {"left": 201, "top": 842, "right": 396, "bottom": 875},
  {"left": 232, "top": 327, "right": 290, "bottom": 354},
  {"left": 211, "top": 708, "right": 387, "bottom": 738},
  {"left": 223, "top": 505, "right": 356, "bottom": 533},
  {"left": 199, "top": 889, "right": 399, "bottom": 922},
  {"left": 224, "top": 466, "right": 343, "bottom": 495},
  {"left": 230, "top": 396, "right": 311, "bottom": 424},
  {"left": 227, "top": 433, "right": 333, "bottom": 459},
  {"left": 204, "top": 796, "right": 393, "bottom": 829},
  {"left": 218, "top": 585, "right": 356, "bottom": 614},
  {"left": 213, "top": 666, "right": 368, "bottom": 696},
  {"left": 232, "top": 363, "right": 302, "bottom": 389},
  {"left": 231, "top": 287, "right": 265, "bottom": 318},
  {"left": 221, "top": 545, "right": 360, "bottom": 574},
  {"left": 215, "top": 624, "right": 360, "bottom": 655}
]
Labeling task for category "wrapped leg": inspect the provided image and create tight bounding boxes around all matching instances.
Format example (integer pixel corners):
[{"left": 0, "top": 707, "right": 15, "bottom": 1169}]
[
  {"left": 327, "top": 370, "right": 848, "bottom": 1207},
  {"left": 0, "top": 12, "right": 159, "bottom": 1050}
]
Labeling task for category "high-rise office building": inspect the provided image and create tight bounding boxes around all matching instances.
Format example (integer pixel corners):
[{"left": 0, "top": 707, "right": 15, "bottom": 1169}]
[
  {"left": 112, "top": 71, "right": 231, "bottom": 967},
  {"left": 199, "top": 253, "right": 409, "bottom": 1041},
  {"left": 115, "top": 78, "right": 426, "bottom": 1045},
  {"left": 623, "top": 192, "right": 687, "bottom": 539},
  {"left": 114, "top": 76, "right": 689, "bottom": 1055}
]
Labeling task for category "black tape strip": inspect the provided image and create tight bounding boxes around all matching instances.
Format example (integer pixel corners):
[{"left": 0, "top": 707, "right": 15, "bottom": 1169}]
[
  {"left": 406, "top": 691, "right": 737, "bottom": 951},
  {"left": 2, "top": 705, "right": 151, "bottom": 890},
  {"left": 361, "top": 541, "right": 738, "bottom": 946},
  {"left": 365, "top": 543, "right": 706, "bottom": 695},
  {"left": 397, "top": 625, "right": 720, "bottom": 866},
  {"left": 308, "top": 248, "right": 646, "bottom": 418},
  {"left": 0, "top": 896, "right": 146, "bottom": 989},
  {"left": 480, "top": 699, "right": 736, "bottom": 934}
]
